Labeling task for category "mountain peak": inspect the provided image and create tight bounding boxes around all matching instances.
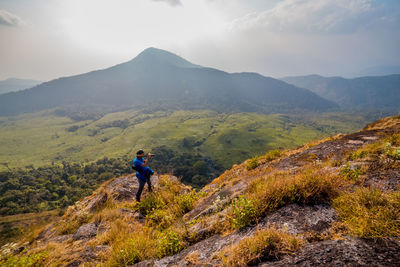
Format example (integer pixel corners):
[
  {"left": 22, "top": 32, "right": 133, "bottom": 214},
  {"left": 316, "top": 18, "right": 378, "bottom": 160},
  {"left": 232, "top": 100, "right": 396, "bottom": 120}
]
[{"left": 132, "top": 47, "right": 201, "bottom": 68}]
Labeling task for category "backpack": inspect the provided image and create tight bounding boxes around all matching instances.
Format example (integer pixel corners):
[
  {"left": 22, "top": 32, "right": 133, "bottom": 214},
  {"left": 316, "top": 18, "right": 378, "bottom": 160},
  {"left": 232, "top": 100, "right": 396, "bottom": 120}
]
[{"left": 132, "top": 163, "right": 139, "bottom": 172}]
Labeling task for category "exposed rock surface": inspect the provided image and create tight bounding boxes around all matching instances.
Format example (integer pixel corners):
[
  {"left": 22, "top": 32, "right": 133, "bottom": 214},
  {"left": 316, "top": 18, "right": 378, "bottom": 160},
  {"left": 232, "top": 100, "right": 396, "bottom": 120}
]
[
  {"left": 274, "top": 131, "right": 383, "bottom": 170},
  {"left": 72, "top": 223, "right": 98, "bottom": 240},
  {"left": 260, "top": 237, "right": 400, "bottom": 267},
  {"left": 146, "top": 204, "right": 338, "bottom": 266},
  {"left": 258, "top": 204, "right": 337, "bottom": 234}
]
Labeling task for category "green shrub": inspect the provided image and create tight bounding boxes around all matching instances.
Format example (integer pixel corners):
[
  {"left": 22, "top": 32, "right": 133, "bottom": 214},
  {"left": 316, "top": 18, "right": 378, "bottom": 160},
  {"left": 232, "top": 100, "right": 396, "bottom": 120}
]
[
  {"left": 384, "top": 143, "right": 400, "bottom": 160},
  {"left": 147, "top": 209, "right": 174, "bottom": 230},
  {"left": 174, "top": 190, "right": 200, "bottom": 214},
  {"left": 264, "top": 149, "right": 282, "bottom": 161},
  {"left": 157, "top": 229, "right": 184, "bottom": 257},
  {"left": 230, "top": 196, "right": 260, "bottom": 229},
  {"left": 137, "top": 194, "right": 165, "bottom": 216},
  {"left": 349, "top": 150, "right": 368, "bottom": 160},
  {"left": 333, "top": 188, "right": 400, "bottom": 238},
  {"left": 339, "top": 164, "right": 363, "bottom": 181},
  {"left": 246, "top": 157, "right": 259, "bottom": 171}
]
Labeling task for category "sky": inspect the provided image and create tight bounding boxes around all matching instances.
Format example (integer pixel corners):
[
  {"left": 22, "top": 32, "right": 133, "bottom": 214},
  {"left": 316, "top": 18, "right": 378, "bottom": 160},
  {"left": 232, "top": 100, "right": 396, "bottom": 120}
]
[{"left": 0, "top": 0, "right": 399, "bottom": 81}]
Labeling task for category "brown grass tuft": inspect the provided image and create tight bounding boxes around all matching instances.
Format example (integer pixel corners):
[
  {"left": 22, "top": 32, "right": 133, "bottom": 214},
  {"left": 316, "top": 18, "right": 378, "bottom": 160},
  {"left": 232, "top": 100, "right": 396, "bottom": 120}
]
[
  {"left": 363, "top": 115, "right": 400, "bottom": 131},
  {"left": 220, "top": 228, "right": 303, "bottom": 266},
  {"left": 333, "top": 187, "right": 400, "bottom": 238},
  {"left": 223, "top": 166, "right": 349, "bottom": 231}
]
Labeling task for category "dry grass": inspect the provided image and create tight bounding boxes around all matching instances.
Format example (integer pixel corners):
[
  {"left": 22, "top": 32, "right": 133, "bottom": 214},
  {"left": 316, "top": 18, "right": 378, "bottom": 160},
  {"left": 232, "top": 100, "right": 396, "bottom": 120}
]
[
  {"left": 292, "top": 134, "right": 344, "bottom": 153},
  {"left": 105, "top": 222, "right": 156, "bottom": 266},
  {"left": 102, "top": 176, "right": 200, "bottom": 265},
  {"left": 363, "top": 115, "right": 400, "bottom": 131},
  {"left": 224, "top": 166, "right": 349, "bottom": 230},
  {"left": 0, "top": 210, "right": 60, "bottom": 246},
  {"left": 246, "top": 149, "right": 283, "bottom": 171},
  {"left": 210, "top": 134, "right": 345, "bottom": 192},
  {"left": 349, "top": 133, "right": 400, "bottom": 160},
  {"left": 333, "top": 187, "right": 400, "bottom": 238},
  {"left": 54, "top": 211, "right": 92, "bottom": 235},
  {"left": 105, "top": 221, "right": 187, "bottom": 266},
  {"left": 220, "top": 228, "right": 303, "bottom": 266},
  {"left": 303, "top": 221, "right": 350, "bottom": 242}
]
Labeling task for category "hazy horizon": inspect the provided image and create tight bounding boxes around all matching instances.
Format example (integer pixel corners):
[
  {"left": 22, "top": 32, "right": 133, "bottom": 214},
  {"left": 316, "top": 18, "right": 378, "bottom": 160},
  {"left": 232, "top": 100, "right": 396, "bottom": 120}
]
[{"left": 1, "top": 0, "right": 400, "bottom": 81}]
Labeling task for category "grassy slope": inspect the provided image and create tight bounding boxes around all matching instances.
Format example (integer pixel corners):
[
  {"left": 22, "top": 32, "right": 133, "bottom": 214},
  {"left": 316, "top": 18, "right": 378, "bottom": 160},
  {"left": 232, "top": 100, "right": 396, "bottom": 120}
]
[
  {"left": 0, "top": 109, "right": 371, "bottom": 170},
  {"left": 1, "top": 116, "right": 398, "bottom": 266}
]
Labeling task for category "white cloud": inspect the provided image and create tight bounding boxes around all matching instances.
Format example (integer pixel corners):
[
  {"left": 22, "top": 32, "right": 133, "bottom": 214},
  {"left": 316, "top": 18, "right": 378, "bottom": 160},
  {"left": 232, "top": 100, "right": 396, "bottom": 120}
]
[
  {"left": 152, "top": 0, "right": 182, "bottom": 7},
  {"left": 0, "top": 0, "right": 399, "bottom": 80},
  {"left": 0, "top": 9, "right": 24, "bottom": 26},
  {"left": 230, "top": 0, "right": 397, "bottom": 34},
  {"left": 180, "top": 0, "right": 400, "bottom": 78}
]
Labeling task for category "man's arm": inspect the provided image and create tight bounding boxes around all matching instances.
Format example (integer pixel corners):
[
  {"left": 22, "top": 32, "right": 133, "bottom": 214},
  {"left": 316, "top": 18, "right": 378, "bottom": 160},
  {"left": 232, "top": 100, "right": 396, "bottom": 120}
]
[
  {"left": 141, "top": 158, "right": 149, "bottom": 167},
  {"left": 141, "top": 153, "right": 152, "bottom": 167}
]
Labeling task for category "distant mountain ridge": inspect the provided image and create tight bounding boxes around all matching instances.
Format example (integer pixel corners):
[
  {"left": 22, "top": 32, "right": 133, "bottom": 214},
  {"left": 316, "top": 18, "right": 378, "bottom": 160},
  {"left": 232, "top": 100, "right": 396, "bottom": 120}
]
[
  {"left": 0, "top": 78, "right": 42, "bottom": 95},
  {"left": 0, "top": 48, "right": 336, "bottom": 116},
  {"left": 281, "top": 74, "right": 400, "bottom": 110}
]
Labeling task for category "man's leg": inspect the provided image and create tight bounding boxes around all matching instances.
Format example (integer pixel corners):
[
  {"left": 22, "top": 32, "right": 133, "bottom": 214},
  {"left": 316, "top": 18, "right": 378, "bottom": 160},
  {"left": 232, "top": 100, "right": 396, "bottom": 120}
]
[
  {"left": 143, "top": 167, "right": 154, "bottom": 192},
  {"left": 145, "top": 172, "right": 152, "bottom": 192},
  {"left": 136, "top": 178, "right": 146, "bottom": 202}
]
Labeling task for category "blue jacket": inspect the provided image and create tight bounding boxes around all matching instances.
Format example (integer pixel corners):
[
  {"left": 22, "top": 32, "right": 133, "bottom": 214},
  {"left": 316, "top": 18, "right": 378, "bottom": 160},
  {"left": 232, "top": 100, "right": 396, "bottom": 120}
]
[{"left": 133, "top": 157, "right": 154, "bottom": 181}]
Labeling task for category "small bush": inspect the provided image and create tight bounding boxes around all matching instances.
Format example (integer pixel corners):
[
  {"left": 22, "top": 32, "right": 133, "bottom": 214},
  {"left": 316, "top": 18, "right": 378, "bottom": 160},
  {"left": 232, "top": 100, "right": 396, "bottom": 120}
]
[
  {"left": 137, "top": 194, "right": 165, "bottom": 216},
  {"left": 339, "top": 164, "right": 363, "bottom": 181},
  {"left": 333, "top": 188, "right": 400, "bottom": 238},
  {"left": 263, "top": 149, "right": 282, "bottom": 162},
  {"left": 384, "top": 142, "right": 400, "bottom": 160},
  {"left": 147, "top": 209, "right": 174, "bottom": 230},
  {"left": 174, "top": 190, "right": 201, "bottom": 214},
  {"left": 157, "top": 229, "right": 184, "bottom": 257},
  {"left": 220, "top": 228, "right": 303, "bottom": 266},
  {"left": 246, "top": 157, "right": 259, "bottom": 170},
  {"left": 349, "top": 150, "right": 368, "bottom": 160},
  {"left": 230, "top": 196, "right": 260, "bottom": 229}
]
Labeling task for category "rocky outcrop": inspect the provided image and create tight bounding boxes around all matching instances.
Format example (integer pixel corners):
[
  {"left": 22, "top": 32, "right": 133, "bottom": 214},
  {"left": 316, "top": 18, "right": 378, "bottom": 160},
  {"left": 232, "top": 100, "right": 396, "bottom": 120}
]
[
  {"left": 145, "top": 204, "right": 338, "bottom": 266},
  {"left": 260, "top": 237, "right": 400, "bottom": 267}
]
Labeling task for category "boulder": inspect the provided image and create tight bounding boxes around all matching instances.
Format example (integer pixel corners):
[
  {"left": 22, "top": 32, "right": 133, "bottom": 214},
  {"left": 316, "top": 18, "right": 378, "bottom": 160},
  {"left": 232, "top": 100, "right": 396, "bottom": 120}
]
[{"left": 73, "top": 223, "right": 98, "bottom": 240}]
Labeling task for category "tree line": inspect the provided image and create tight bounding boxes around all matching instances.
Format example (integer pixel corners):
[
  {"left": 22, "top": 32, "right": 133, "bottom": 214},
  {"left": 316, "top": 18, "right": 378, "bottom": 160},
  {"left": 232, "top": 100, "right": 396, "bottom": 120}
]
[{"left": 0, "top": 148, "right": 222, "bottom": 215}]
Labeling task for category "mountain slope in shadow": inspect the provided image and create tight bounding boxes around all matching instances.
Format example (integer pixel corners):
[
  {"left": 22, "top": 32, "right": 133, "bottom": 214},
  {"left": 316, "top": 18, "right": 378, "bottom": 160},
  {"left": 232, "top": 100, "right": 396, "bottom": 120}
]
[{"left": 282, "top": 74, "right": 400, "bottom": 110}]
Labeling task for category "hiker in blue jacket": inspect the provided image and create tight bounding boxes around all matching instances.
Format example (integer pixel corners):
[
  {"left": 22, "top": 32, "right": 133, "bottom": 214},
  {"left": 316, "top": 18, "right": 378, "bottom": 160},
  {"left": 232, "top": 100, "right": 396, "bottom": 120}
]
[{"left": 133, "top": 149, "right": 154, "bottom": 202}]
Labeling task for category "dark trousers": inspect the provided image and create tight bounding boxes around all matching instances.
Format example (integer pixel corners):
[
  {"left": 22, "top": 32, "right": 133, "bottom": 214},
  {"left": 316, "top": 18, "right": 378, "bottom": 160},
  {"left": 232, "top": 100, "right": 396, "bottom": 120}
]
[{"left": 136, "top": 173, "right": 152, "bottom": 202}]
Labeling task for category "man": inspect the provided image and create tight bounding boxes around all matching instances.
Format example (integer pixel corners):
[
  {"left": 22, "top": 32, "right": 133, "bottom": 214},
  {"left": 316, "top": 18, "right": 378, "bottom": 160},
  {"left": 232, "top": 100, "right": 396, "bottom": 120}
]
[{"left": 133, "top": 149, "right": 154, "bottom": 202}]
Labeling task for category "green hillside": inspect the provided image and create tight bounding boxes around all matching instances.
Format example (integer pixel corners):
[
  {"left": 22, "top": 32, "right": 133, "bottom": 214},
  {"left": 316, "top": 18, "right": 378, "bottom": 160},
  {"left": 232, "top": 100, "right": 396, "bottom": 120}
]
[{"left": 0, "top": 109, "right": 374, "bottom": 172}]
